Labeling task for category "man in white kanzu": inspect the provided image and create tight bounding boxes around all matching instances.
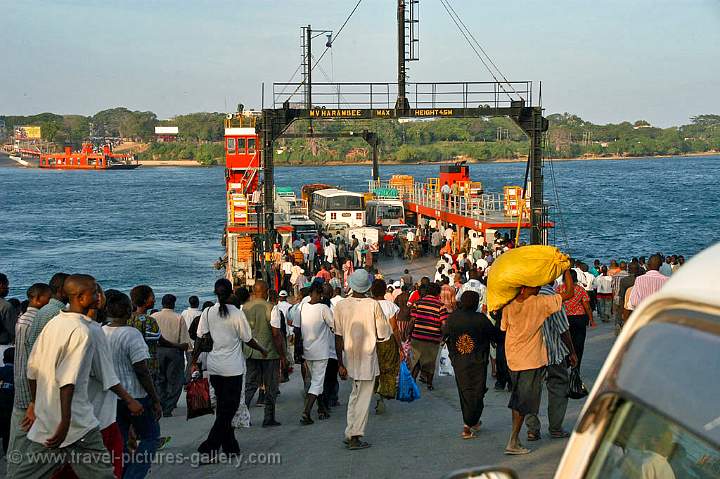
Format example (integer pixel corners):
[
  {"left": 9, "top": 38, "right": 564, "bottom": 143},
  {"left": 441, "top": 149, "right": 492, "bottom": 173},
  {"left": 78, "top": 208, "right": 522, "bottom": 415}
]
[
  {"left": 15, "top": 275, "right": 116, "bottom": 478},
  {"left": 333, "top": 270, "right": 392, "bottom": 450},
  {"left": 296, "top": 282, "right": 334, "bottom": 425}
]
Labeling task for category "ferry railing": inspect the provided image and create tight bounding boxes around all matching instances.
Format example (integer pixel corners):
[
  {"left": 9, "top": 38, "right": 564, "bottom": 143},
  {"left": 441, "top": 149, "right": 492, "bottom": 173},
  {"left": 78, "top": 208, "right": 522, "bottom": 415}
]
[
  {"left": 367, "top": 180, "right": 511, "bottom": 220},
  {"left": 273, "top": 81, "right": 533, "bottom": 110}
]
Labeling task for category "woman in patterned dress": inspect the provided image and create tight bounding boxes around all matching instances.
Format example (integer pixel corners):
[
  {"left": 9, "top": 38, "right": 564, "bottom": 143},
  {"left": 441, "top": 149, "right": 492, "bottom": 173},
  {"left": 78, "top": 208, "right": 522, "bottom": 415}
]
[{"left": 441, "top": 291, "right": 499, "bottom": 439}]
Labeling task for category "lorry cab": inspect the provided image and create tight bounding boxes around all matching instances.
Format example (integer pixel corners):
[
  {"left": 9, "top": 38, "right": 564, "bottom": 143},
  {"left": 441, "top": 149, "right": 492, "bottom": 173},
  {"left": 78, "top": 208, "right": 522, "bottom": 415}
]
[{"left": 445, "top": 242, "right": 720, "bottom": 479}]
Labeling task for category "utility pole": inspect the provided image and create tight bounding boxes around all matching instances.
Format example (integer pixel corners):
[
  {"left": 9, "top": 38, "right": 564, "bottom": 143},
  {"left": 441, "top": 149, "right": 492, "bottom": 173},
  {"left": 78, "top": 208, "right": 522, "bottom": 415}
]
[
  {"left": 528, "top": 107, "right": 547, "bottom": 245},
  {"left": 395, "top": 0, "right": 418, "bottom": 113},
  {"left": 396, "top": 1, "right": 409, "bottom": 112},
  {"left": 305, "top": 24, "right": 312, "bottom": 109}
]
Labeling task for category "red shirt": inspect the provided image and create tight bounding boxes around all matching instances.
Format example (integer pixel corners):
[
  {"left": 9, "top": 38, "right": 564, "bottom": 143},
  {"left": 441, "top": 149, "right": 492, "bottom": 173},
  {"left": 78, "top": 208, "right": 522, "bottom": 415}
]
[
  {"left": 407, "top": 290, "right": 421, "bottom": 305},
  {"left": 556, "top": 284, "right": 590, "bottom": 316},
  {"left": 315, "top": 269, "right": 332, "bottom": 281}
]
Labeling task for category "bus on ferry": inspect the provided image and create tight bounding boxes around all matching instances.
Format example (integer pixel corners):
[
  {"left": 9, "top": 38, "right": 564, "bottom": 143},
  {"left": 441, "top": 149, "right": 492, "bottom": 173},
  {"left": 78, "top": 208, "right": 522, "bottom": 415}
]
[
  {"left": 310, "top": 189, "right": 365, "bottom": 232},
  {"left": 365, "top": 199, "right": 405, "bottom": 226}
]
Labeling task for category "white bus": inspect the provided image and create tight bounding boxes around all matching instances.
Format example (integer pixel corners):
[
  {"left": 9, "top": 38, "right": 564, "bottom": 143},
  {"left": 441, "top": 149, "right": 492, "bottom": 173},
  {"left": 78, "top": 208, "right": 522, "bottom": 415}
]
[
  {"left": 310, "top": 188, "right": 365, "bottom": 231},
  {"left": 365, "top": 199, "right": 405, "bottom": 226}
]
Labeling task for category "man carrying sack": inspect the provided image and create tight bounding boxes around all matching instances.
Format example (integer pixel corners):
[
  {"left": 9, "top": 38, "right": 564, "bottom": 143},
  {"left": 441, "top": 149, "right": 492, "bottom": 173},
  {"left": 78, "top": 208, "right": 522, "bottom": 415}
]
[{"left": 486, "top": 245, "right": 575, "bottom": 455}]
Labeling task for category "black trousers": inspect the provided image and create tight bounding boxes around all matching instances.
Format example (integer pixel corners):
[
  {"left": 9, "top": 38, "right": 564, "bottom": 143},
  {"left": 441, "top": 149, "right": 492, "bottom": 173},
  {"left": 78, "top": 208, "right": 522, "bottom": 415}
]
[
  {"left": 451, "top": 355, "right": 488, "bottom": 428},
  {"left": 199, "top": 375, "right": 242, "bottom": 454},
  {"left": 320, "top": 358, "right": 339, "bottom": 408},
  {"left": 244, "top": 358, "right": 280, "bottom": 421},
  {"left": 568, "top": 314, "right": 588, "bottom": 367},
  {"left": 495, "top": 337, "right": 512, "bottom": 389}
]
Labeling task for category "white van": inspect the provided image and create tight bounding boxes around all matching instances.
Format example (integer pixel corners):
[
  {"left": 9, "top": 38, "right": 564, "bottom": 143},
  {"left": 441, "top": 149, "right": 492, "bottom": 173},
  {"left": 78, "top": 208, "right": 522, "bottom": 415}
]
[{"left": 444, "top": 242, "right": 720, "bottom": 479}]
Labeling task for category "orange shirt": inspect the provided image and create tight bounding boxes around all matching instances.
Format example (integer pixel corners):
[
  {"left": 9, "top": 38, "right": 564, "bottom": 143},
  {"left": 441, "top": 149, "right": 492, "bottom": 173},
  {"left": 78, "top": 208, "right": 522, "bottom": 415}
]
[{"left": 501, "top": 294, "right": 562, "bottom": 371}]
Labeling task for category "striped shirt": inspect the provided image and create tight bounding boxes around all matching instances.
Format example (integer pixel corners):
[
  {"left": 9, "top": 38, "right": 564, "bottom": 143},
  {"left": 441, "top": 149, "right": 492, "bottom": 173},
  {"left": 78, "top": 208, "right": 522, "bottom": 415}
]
[
  {"left": 27, "top": 298, "right": 66, "bottom": 352},
  {"left": 539, "top": 286, "right": 570, "bottom": 365},
  {"left": 103, "top": 325, "right": 151, "bottom": 399},
  {"left": 410, "top": 295, "right": 448, "bottom": 343},
  {"left": 611, "top": 271, "right": 629, "bottom": 305},
  {"left": 628, "top": 270, "right": 669, "bottom": 310},
  {"left": 14, "top": 307, "right": 38, "bottom": 408}
]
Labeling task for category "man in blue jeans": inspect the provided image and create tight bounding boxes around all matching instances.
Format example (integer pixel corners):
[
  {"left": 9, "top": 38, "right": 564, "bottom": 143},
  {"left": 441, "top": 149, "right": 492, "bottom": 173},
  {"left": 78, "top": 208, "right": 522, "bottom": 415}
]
[{"left": 103, "top": 291, "right": 163, "bottom": 479}]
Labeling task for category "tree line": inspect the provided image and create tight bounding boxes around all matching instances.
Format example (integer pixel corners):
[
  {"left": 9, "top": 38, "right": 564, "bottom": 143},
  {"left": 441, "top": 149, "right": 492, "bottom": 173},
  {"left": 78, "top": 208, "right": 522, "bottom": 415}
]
[{"left": 2, "top": 108, "right": 718, "bottom": 165}]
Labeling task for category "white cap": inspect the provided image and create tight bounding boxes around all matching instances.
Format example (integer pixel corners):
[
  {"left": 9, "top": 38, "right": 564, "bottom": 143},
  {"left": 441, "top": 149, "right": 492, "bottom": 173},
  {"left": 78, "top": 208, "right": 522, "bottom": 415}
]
[{"left": 279, "top": 290, "right": 288, "bottom": 297}]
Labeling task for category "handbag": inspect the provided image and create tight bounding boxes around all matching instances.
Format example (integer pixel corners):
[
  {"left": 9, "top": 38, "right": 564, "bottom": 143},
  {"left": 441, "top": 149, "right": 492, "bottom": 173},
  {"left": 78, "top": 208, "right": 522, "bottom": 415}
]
[
  {"left": 193, "top": 309, "right": 213, "bottom": 354},
  {"left": 568, "top": 367, "right": 589, "bottom": 399},
  {"left": 396, "top": 360, "right": 421, "bottom": 402},
  {"left": 186, "top": 377, "right": 214, "bottom": 420}
]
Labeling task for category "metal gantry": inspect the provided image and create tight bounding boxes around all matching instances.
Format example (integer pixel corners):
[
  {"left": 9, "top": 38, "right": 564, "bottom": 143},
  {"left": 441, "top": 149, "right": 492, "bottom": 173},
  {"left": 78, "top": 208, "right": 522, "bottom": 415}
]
[{"left": 258, "top": 0, "right": 550, "bottom": 255}]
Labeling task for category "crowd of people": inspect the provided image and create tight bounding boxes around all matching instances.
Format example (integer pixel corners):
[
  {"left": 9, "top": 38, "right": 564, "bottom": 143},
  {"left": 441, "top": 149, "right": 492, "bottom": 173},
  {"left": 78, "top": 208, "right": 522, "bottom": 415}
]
[{"left": 0, "top": 236, "right": 680, "bottom": 475}]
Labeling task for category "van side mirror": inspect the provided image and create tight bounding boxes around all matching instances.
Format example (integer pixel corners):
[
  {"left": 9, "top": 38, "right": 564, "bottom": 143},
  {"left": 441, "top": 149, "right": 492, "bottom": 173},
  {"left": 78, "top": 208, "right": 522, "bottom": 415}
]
[{"left": 442, "top": 467, "right": 518, "bottom": 479}]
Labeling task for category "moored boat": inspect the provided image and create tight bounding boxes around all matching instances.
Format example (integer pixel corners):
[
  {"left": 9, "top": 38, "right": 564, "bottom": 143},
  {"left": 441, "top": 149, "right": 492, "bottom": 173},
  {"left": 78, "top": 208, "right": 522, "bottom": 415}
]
[{"left": 39, "top": 143, "right": 139, "bottom": 170}]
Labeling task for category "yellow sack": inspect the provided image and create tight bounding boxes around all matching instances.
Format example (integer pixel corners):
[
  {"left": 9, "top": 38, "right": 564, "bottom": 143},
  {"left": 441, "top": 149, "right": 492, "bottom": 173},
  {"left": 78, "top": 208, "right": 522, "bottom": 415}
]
[{"left": 487, "top": 245, "right": 570, "bottom": 312}]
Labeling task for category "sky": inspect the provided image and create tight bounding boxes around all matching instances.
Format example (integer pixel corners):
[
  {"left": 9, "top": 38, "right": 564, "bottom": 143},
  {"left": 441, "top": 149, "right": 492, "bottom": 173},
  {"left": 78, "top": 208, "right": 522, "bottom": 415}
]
[{"left": 2, "top": 0, "right": 719, "bottom": 127}]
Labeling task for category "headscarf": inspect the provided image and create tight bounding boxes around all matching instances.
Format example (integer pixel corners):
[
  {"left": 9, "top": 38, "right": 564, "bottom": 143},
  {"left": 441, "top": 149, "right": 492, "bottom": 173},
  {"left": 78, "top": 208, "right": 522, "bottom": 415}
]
[{"left": 440, "top": 283, "right": 457, "bottom": 313}]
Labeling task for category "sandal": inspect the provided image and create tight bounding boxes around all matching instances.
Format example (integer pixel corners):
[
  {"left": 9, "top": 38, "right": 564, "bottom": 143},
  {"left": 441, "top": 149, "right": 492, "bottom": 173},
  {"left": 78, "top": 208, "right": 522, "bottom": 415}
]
[
  {"left": 300, "top": 415, "right": 314, "bottom": 426},
  {"left": 318, "top": 411, "right": 330, "bottom": 420},
  {"left": 347, "top": 438, "right": 371, "bottom": 450},
  {"left": 504, "top": 446, "right": 531, "bottom": 455},
  {"left": 461, "top": 427, "right": 477, "bottom": 440},
  {"left": 550, "top": 430, "right": 571, "bottom": 439},
  {"left": 527, "top": 432, "right": 541, "bottom": 441}
]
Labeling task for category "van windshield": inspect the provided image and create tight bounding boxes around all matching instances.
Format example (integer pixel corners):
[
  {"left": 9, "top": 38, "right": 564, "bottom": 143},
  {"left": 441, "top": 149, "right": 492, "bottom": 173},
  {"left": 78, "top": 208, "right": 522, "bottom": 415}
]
[
  {"left": 328, "top": 195, "right": 363, "bottom": 210},
  {"left": 585, "top": 400, "right": 719, "bottom": 479},
  {"left": 378, "top": 205, "right": 403, "bottom": 219}
]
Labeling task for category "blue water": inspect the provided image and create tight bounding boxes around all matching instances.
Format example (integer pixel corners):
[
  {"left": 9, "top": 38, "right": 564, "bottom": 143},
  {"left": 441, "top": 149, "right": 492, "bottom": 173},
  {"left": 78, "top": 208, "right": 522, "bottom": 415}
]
[{"left": 1, "top": 155, "right": 719, "bottom": 302}]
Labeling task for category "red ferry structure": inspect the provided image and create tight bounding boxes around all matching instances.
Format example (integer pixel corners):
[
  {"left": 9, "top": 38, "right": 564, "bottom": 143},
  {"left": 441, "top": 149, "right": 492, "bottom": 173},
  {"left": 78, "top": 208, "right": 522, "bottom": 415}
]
[
  {"left": 39, "top": 143, "right": 138, "bottom": 170},
  {"left": 223, "top": 111, "right": 293, "bottom": 284},
  {"left": 369, "top": 162, "right": 554, "bottom": 246}
]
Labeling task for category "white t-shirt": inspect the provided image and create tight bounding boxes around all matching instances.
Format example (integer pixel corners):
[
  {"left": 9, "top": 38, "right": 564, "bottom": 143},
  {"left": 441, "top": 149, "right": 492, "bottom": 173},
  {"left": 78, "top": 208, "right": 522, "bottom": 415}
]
[
  {"left": 103, "top": 325, "right": 151, "bottom": 399},
  {"left": 325, "top": 243, "right": 336, "bottom": 262},
  {"left": 406, "top": 230, "right": 416, "bottom": 242},
  {"left": 445, "top": 228, "right": 454, "bottom": 241},
  {"left": 456, "top": 279, "right": 487, "bottom": 311},
  {"left": 85, "top": 319, "right": 120, "bottom": 430},
  {"left": 198, "top": 303, "right": 253, "bottom": 376},
  {"left": 27, "top": 312, "right": 99, "bottom": 448},
  {"left": 330, "top": 295, "right": 343, "bottom": 311},
  {"left": 180, "top": 308, "right": 201, "bottom": 330},
  {"left": 296, "top": 303, "right": 335, "bottom": 361},
  {"left": 376, "top": 299, "right": 399, "bottom": 342},
  {"left": 282, "top": 261, "right": 293, "bottom": 275},
  {"left": 271, "top": 301, "right": 293, "bottom": 335},
  {"left": 441, "top": 184, "right": 451, "bottom": 195},
  {"left": 333, "top": 297, "right": 391, "bottom": 380}
]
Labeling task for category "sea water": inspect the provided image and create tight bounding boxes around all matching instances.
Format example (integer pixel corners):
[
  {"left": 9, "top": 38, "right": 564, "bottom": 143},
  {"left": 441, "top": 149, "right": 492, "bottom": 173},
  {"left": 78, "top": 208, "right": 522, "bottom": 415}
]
[{"left": 1, "top": 155, "right": 718, "bottom": 302}]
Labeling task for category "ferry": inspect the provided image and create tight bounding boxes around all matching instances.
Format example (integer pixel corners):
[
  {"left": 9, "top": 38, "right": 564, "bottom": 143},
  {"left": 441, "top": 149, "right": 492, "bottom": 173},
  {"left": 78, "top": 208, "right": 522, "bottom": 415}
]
[{"left": 39, "top": 143, "right": 138, "bottom": 170}]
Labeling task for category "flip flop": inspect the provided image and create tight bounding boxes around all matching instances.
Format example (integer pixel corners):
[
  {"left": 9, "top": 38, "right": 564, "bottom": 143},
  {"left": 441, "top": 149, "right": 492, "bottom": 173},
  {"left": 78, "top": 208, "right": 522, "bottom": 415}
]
[
  {"left": 504, "top": 446, "right": 531, "bottom": 455},
  {"left": 300, "top": 415, "right": 314, "bottom": 426},
  {"left": 527, "top": 432, "right": 541, "bottom": 441},
  {"left": 550, "top": 430, "right": 571, "bottom": 439},
  {"left": 461, "top": 430, "right": 477, "bottom": 440}
]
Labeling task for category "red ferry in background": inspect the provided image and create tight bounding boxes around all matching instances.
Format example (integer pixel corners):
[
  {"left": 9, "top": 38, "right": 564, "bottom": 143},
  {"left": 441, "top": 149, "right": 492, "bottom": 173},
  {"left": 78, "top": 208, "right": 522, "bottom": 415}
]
[{"left": 39, "top": 143, "right": 138, "bottom": 170}]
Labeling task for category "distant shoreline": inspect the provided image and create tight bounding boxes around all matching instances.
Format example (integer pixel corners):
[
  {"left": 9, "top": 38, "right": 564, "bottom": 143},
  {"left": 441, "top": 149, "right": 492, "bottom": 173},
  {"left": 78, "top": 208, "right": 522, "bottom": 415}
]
[{"left": 2, "top": 151, "right": 718, "bottom": 169}]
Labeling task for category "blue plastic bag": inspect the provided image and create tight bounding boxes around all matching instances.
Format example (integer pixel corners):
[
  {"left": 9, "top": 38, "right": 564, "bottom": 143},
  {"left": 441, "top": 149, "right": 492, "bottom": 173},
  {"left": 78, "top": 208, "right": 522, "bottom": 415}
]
[{"left": 396, "top": 361, "right": 421, "bottom": 402}]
